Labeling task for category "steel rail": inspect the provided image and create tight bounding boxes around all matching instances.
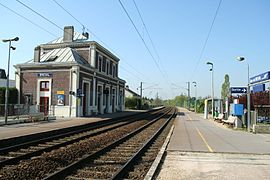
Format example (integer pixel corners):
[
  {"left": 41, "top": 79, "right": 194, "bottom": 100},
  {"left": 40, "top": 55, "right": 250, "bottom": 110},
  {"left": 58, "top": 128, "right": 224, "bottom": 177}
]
[
  {"left": 0, "top": 108, "right": 165, "bottom": 168},
  {"left": 111, "top": 108, "right": 176, "bottom": 179},
  {"left": 43, "top": 107, "right": 172, "bottom": 180}
]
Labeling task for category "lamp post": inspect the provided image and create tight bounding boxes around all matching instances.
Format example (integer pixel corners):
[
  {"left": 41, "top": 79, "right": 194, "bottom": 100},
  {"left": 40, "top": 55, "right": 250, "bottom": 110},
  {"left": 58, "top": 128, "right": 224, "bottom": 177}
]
[
  {"left": 2, "top": 37, "right": 19, "bottom": 125},
  {"left": 236, "top": 56, "right": 251, "bottom": 132},
  {"left": 192, "top": 81, "right": 197, "bottom": 113},
  {"left": 206, "top": 62, "right": 214, "bottom": 118}
]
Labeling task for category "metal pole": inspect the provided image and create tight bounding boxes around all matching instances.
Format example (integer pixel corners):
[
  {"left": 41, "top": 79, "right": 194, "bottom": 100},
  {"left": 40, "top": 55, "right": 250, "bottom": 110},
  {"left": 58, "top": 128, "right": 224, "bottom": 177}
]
[
  {"left": 247, "top": 63, "right": 251, "bottom": 132},
  {"left": 140, "top": 82, "right": 143, "bottom": 109},
  {"left": 212, "top": 66, "right": 214, "bottom": 118},
  {"left": 4, "top": 41, "right": 11, "bottom": 125},
  {"left": 195, "top": 84, "right": 197, "bottom": 113},
  {"left": 187, "top": 82, "right": 190, "bottom": 110}
]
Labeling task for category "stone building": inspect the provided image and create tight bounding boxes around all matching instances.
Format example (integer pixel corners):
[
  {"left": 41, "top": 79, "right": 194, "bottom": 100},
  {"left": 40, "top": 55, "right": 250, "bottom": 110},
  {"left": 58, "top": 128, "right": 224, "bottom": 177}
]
[{"left": 14, "top": 26, "right": 125, "bottom": 117}]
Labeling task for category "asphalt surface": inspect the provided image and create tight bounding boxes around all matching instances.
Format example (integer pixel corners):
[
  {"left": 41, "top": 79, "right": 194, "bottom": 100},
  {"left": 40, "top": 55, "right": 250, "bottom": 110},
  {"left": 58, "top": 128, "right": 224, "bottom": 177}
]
[{"left": 156, "top": 108, "right": 270, "bottom": 180}]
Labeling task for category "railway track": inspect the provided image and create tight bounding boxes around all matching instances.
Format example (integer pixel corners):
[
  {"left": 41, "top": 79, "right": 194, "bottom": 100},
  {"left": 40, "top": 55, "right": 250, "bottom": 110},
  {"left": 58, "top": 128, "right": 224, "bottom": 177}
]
[
  {"left": 0, "top": 108, "right": 164, "bottom": 168},
  {"left": 44, "top": 107, "right": 176, "bottom": 180},
  {"left": 0, "top": 107, "right": 175, "bottom": 179}
]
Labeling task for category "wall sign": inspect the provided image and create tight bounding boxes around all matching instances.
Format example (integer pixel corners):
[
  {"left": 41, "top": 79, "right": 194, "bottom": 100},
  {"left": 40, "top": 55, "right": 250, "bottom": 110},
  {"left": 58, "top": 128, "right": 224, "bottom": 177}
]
[{"left": 38, "top": 73, "right": 52, "bottom": 77}]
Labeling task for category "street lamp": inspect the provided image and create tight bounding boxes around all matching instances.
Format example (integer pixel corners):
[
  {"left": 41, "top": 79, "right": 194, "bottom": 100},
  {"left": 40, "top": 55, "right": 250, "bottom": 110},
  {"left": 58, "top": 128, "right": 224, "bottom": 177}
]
[
  {"left": 206, "top": 62, "right": 214, "bottom": 118},
  {"left": 2, "top": 37, "right": 19, "bottom": 125},
  {"left": 192, "top": 81, "right": 197, "bottom": 113},
  {"left": 236, "top": 56, "right": 251, "bottom": 132}
]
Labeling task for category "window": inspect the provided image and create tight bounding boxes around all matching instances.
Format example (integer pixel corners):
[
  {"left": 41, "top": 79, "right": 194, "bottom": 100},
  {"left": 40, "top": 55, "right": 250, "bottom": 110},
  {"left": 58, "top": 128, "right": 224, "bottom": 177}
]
[
  {"left": 112, "top": 65, "right": 116, "bottom": 78},
  {"left": 109, "top": 61, "right": 112, "bottom": 75},
  {"left": 98, "top": 56, "right": 102, "bottom": 72},
  {"left": 106, "top": 61, "right": 109, "bottom": 75},
  {"left": 40, "top": 81, "right": 50, "bottom": 91},
  {"left": 102, "top": 57, "right": 106, "bottom": 72}
]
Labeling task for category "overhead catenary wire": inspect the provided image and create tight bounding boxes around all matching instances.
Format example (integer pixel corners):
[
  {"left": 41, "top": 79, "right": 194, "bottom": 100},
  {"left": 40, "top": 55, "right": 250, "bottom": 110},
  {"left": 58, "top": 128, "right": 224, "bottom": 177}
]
[
  {"left": 119, "top": 0, "right": 175, "bottom": 98},
  {"left": 131, "top": 0, "right": 174, "bottom": 92},
  {"left": 189, "top": 0, "right": 223, "bottom": 81},
  {"left": 51, "top": 0, "right": 153, "bottom": 83},
  {"left": 0, "top": 2, "right": 57, "bottom": 37}
]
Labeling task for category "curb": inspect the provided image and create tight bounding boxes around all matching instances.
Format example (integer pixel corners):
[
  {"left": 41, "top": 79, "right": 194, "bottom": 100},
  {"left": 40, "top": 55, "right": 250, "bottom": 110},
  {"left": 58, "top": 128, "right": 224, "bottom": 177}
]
[{"left": 144, "top": 124, "right": 175, "bottom": 180}]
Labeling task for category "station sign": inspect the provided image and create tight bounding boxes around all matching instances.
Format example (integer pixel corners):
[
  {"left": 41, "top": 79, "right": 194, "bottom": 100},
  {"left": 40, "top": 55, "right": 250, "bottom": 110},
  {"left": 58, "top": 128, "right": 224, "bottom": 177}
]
[
  {"left": 250, "top": 71, "right": 270, "bottom": 84},
  {"left": 38, "top": 73, "right": 52, "bottom": 77},
  {"left": 230, "top": 87, "right": 247, "bottom": 94}
]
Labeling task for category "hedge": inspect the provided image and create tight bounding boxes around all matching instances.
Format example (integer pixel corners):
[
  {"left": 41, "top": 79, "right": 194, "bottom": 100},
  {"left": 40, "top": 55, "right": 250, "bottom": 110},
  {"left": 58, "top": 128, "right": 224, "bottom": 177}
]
[{"left": 0, "top": 87, "right": 18, "bottom": 104}]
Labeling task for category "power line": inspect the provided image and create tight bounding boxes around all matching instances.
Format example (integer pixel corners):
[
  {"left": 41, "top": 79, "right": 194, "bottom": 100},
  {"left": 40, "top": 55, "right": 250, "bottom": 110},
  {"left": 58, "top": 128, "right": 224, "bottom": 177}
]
[
  {"left": 52, "top": 0, "right": 84, "bottom": 28},
  {"left": 118, "top": 0, "right": 168, "bottom": 83},
  {"left": 131, "top": 0, "right": 174, "bottom": 92},
  {"left": 51, "top": 0, "right": 153, "bottom": 83},
  {"left": 15, "top": 0, "right": 63, "bottom": 30},
  {"left": 190, "top": 0, "right": 223, "bottom": 81},
  {"left": 120, "top": 0, "right": 175, "bottom": 98},
  {"left": 0, "top": 2, "right": 57, "bottom": 37}
]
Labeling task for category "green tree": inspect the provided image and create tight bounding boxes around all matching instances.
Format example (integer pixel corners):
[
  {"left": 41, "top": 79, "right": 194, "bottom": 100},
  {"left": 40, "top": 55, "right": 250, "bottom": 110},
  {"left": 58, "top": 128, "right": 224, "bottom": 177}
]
[{"left": 221, "top": 74, "right": 230, "bottom": 101}]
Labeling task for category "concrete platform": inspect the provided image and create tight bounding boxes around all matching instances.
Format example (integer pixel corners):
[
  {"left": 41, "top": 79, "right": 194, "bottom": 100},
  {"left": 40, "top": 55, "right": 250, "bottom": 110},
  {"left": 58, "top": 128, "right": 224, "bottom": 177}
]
[
  {"left": 155, "top": 108, "right": 270, "bottom": 180},
  {"left": 0, "top": 110, "right": 143, "bottom": 140}
]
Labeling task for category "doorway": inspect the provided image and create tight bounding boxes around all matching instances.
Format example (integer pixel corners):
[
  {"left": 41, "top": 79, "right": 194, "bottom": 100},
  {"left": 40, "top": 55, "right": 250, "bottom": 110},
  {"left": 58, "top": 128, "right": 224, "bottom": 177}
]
[{"left": 40, "top": 97, "right": 49, "bottom": 116}]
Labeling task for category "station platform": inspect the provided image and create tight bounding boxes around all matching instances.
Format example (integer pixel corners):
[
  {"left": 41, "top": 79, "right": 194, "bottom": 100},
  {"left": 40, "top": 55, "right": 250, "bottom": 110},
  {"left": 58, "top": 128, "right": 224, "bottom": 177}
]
[
  {"left": 0, "top": 110, "right": 143, "bottom": 140},
  {"left": 155, "top": 108, "right": 270, "bottom": 179}
]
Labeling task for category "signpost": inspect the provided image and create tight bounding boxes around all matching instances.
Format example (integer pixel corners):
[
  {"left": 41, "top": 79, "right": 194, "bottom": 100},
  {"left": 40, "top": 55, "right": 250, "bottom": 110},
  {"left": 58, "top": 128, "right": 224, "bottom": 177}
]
[{"left": 230, "top": 87, "right": 247, "bottom": 94}]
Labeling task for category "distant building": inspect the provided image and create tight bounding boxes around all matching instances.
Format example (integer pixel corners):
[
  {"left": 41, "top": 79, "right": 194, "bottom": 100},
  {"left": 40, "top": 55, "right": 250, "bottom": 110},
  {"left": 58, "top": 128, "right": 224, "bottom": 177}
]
[
  {"left": 125, "top": 86, "right": 140, "bottom": 98},
  {"left": 15, "top": 26, "right": 125, "bottom": 117},
  {"left": 0, "top": 69, "right": 15, "bottom": 88}
]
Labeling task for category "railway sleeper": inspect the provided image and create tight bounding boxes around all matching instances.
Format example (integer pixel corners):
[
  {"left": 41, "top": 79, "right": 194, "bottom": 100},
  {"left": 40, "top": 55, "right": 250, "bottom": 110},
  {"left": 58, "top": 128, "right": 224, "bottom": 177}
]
[
  {"left": 94, "top": 159, "right": 127, "bottom": 164},
  {"left": 0, "top": 155, "right": 13, "bottom": 161},
  {"left": 8, "top": 151, "right": 25, "bottom": 156},
  {"left": 18, "top": 148, "right": 35, "bottom": 153},
  {"left": 74, "top": 168, "right": 116, "bottom": 179}
]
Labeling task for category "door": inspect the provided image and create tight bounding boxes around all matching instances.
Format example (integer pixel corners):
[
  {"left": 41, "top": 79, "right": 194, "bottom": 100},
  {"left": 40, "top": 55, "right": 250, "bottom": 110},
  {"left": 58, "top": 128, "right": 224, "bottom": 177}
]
[{"left": 40, "top": 97, "right": 49, "bottom": 116}]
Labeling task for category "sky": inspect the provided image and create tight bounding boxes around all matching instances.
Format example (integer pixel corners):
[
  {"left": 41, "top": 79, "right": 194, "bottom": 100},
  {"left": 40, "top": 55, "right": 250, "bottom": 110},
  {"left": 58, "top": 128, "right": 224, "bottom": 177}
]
[{"left": 0, "top": 0, "right": 269, "bottom": 100}]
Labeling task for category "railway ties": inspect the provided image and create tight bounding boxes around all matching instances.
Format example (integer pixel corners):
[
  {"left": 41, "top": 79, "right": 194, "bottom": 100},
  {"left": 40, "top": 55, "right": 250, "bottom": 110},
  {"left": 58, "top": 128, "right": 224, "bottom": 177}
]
[
  {"left": 0, "top": 107, "right": 173, "bottom": 179},
  {"left": 45, "top": 107, "right": 176, "bottom": 180}
]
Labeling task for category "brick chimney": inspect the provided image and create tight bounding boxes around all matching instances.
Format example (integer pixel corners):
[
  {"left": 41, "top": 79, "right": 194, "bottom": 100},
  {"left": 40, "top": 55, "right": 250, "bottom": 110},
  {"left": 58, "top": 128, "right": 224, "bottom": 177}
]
[
  {"left": 34, "top": 46, "right": 41, "bottom": 63},
  {"left": 63, "top": 26, "right": 74, "bottom": 42}
]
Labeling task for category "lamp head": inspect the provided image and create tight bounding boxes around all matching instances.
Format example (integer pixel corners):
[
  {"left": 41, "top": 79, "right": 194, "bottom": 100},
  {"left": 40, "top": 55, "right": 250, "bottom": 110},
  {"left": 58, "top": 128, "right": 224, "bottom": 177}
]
[
  {"left": 206, "top": 62, "right": 213, "bottom": 66},
  {"left": 2, "top": 37, "right": 19, "bottom": 42},
  {"left": 236, "top": 56, "right": 245, "bottom": 61},
  {"left": 13, "top": 37, "right": 19, "bottom": 41}
]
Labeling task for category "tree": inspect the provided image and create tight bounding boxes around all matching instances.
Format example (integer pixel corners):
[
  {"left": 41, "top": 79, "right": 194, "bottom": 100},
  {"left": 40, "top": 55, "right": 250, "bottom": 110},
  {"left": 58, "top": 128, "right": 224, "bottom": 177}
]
[{"left": 221, "top": 74, "right": 230, "bottom": 101}]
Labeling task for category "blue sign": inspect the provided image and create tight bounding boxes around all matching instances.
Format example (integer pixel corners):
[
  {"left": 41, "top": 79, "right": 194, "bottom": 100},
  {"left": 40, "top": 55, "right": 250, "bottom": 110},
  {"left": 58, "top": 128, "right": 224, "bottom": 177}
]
[
  {"left": 230, "top": 87, "right": 247, "bottom": 94},
  {"left": 250, "top": 71, "right": 270, "bottom": 84},
  {"left": 252, "top": 84, "right": 265, "bottom": 93}
]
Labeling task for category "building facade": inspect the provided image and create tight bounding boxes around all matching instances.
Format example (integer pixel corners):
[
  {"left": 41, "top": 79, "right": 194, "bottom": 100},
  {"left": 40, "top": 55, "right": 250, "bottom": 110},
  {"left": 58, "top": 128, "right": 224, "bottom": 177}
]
[{"left": 15, "top": 26, "right": 125, "bottom": 117}]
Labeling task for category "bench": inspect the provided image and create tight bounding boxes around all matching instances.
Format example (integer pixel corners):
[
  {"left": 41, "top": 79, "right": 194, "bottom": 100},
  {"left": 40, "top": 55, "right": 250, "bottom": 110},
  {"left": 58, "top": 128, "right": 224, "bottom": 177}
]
[
  {"left": 214, "top": 114, "right": 224, "bottom": 122},
  {"left": 222, "top": 115, "right": 237, "bottom": 127},
  {"left": 28, "top": 112, "right": 45, "bottom": 122}
]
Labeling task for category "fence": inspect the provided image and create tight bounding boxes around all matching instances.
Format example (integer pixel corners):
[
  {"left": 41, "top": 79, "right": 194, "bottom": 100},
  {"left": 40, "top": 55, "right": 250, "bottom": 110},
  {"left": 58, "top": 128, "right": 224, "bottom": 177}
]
[{"left": 0, "top": 104, "right": 55, "bottom": 118}]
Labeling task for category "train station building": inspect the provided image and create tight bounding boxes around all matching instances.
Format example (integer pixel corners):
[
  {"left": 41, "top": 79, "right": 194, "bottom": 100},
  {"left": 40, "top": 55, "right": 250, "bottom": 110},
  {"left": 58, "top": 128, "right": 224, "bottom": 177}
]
[{"left": 14, "top": 26, "right": 126, "bottom": 117}]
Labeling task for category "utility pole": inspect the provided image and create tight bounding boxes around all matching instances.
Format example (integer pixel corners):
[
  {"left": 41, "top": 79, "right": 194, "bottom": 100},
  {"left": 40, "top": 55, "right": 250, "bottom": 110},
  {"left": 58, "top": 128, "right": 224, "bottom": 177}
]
[
  {"left": 187, "top": 82, "right": 190, "bottom": 111},
  {"left": 193, "top": 82, "right": 197, "bottom": 113},
  {"left": 140, "top": 82, "right": 143, "bottom": 109}
]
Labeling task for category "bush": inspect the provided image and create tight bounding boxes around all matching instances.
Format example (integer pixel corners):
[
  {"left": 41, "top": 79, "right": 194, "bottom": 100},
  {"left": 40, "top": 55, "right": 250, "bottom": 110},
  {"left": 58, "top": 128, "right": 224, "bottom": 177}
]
[
  {"left": 125, "top": 97, "right": 140, "bottom": 109},
  {"left": 0, "top": 87, "right": 18, "bottom": 104}
]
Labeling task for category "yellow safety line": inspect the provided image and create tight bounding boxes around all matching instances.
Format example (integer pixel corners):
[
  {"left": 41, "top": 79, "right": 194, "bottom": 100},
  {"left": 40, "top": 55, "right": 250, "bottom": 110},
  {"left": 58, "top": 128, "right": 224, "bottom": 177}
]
[{"left": 195, "top": 127, "right": 214, "bottom": 152}]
